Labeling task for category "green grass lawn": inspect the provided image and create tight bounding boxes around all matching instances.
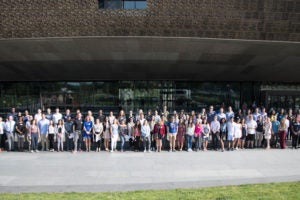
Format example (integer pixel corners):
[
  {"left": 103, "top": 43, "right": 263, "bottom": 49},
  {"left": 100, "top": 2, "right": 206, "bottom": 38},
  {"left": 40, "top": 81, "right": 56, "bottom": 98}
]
[{"left": 1, "top": 181, "right": 299, "bottom": 200}]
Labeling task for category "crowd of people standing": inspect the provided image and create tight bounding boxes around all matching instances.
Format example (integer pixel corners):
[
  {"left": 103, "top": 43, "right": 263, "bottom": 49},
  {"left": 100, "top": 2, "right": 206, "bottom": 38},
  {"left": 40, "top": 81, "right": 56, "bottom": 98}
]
[{"left": 0, "top": 105, "right": 299, "bottom": 153}]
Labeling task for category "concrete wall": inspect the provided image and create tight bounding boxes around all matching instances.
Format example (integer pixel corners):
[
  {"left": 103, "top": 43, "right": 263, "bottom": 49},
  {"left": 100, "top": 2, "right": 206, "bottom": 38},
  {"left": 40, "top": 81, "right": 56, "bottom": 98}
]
[{"left": 0, "top": 0, "right": 299, "bottom": 41}]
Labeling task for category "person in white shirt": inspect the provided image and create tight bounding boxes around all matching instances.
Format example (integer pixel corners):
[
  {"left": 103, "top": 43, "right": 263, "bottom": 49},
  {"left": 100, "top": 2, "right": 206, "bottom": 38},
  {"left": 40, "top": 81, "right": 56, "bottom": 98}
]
[
  {"left": 264, "top": 117, "right": 272, "bottom": 150},
  {"left": 225, "top": 106, "right": 235, "bottom": 122},
  {"left": 233, "top": 117, "right": 242, "bottom": 150},
  {"left": 53, "top": 108, "right": 62, "bottom": 125},
  {"left": 284, "top": 114, "right": 290, "bottom": 133},
  {"left": 260, "top": 107, "right": 268, "bottom": 123},
  {"left": 227, "top": 116, "right": 235, "bottom": 151},
  {"left": 93, "top": 118, "right": 103, "bottom": 152},
  {"left": 246, "top": 115, "right": 257, "bottom": 149},
  {"left": 34, "top": 109, "right": 42, "bottom": 123},
  {"left": 185, "top": 119, "right": 195, "bottom": 152},
  {"left": 217, "top": 108, "right": 226, "bottom": 122},
  {"left": 252, "top": 108, "right": 261, "bottom": 121},
  {"left": 210, "top": 115, "right": 220, "bottom": 150},
  {"left": 5, "top": 116, "right": 16, "bottom": 151}
]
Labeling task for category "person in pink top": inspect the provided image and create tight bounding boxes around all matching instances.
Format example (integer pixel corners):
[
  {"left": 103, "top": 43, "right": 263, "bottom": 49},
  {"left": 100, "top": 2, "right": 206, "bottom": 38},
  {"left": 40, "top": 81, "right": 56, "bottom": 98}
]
[{"left": 194, "top": 119, "right": 202, "bottom": 151}]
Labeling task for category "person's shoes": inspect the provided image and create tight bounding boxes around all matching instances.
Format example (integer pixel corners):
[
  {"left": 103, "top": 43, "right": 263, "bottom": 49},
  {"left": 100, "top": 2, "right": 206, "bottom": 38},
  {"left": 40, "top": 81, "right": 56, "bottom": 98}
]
[
  {"left": 148, "top": 150, "right": 152, "bottom": 153},
  {"left": 169, "top": 149, "right": 172, "bottom": 152},
  {"left": 144, "top": 149, "right": 146, "bottom": 153},
  {"left": 30, "top": 150, "right": 33, "bottom": 153},
  {"left": 35, "top": 150, "right": 39, "bottom": 153},
  {"left": 110, "top": 150, "right": 114, "bottom": 153},
  {"left": 172, "top": 149, "right": 176, "bottom": 152}
]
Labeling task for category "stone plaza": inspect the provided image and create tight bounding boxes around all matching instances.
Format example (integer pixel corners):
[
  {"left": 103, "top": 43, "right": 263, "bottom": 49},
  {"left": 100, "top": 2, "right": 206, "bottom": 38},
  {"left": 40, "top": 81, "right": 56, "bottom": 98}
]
[{"left": 0, "top": 149, "right": 299, "bottom": 193}]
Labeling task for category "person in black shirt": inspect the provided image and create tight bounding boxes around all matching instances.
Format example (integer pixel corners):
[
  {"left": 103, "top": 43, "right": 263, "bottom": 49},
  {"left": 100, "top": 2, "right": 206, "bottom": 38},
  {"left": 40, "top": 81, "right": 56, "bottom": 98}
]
[
  {"left": 15, "top": 117, "right": 26, "bottom": 152},
  {"left": 291, "top": 115, "right": 300, "bottom": 149},
  {"left": 256, "top": 115, "right": 264, "bottom": 148},
  {"left": 65, "top": 116, "right": 73, "bottom": 151},
  {"left": 98, "top": 109, "right": 106, "bottom": 122},
  {"left": 72, "top": 113, "right": 83, "bottom": 153}
]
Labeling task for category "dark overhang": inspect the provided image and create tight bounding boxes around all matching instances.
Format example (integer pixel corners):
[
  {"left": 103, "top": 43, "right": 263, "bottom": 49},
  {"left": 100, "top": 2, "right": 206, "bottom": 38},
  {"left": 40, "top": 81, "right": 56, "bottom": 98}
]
[{"left": 0, "top": 36, "right": 299, "bottom": 82}]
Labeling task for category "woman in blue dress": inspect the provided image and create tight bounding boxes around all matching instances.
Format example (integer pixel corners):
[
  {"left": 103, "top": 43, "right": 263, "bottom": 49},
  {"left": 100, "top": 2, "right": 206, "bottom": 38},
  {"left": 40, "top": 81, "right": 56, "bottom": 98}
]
[{"left": 83, "top": 116, "right": 93, "bottom": 152}]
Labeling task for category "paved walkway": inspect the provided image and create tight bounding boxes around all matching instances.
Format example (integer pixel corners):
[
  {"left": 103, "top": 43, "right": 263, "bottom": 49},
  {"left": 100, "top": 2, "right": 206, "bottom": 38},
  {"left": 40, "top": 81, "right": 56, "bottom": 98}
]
[{"left": 0, "top": 149, "right": 300, "bottom": 193}]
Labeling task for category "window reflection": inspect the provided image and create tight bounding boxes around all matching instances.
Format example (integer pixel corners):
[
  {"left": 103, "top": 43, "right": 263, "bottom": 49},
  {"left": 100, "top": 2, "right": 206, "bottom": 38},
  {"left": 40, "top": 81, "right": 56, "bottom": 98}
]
[
  {"left": 0, "top": 81, "right": 299, "bottom": 115},
  {"left": 98, "top": 0, "right": 147, "bottom": 9}
]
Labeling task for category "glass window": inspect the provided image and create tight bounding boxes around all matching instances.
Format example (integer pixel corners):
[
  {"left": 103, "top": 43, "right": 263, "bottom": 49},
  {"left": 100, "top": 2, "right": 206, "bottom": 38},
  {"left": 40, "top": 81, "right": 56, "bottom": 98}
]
[
  {"left": 135, "top": 1, "right": 147, "bottom": 9},
  {"left": 98, "top": 0, "right": 146, "bottom": 9},
  {"left": 105, "top": 0, "right": 122, "bottom": 9},
  {"left": 123, "top": 1, "right": 135, "bottom": 9}
]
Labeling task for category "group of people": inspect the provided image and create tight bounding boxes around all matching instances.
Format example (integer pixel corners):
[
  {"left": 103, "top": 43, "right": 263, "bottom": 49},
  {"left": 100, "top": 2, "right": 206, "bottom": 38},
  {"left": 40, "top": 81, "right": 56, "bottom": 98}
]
[{"left": 0, "top": 105, "right": 299, "bottom": 153}]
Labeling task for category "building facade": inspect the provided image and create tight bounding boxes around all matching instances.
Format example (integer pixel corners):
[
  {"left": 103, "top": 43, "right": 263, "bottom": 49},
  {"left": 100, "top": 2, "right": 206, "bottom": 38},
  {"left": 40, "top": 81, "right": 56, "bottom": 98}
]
[{"left": 0, "top": 0, "right": 299, "bottom": 113}]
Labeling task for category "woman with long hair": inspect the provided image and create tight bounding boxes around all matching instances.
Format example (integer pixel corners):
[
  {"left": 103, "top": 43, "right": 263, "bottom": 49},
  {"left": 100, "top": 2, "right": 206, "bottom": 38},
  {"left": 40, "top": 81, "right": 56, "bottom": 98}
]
[
  {"left": 202, "top": 118, "right": 210, "bottom": 151},
  {"left": 194, "top": 119, "right": 203, "bottom": 151},
  {"left": 233, "top": 117, "right": 242, "bottom": 150},
  {"left": 149, "top": 116, "right": 156, "bottom": 151},
  {"left": 278, "top": 118, "right": 287, "bottom": 149},
  {"left": 29, "top": 119, "right": 39, "bottom": 153},
  {"left": 219, "top": 118, "right": 227, "bottom": 152},
  {"left": 153, "top": 119, "right": 167, "bottom": 152},
  {"left": 119, "top": 119, "right": 128, "bottom": 152},
  {"left": 83, "top": 116, "right": 93, "bottom": 152},
  {"left": 93, "top": 118, "right": 103, "bottom": 152},
  {"left": 264, "top": 117, "right": 272, "bottom": 150},
  {"left": 48, "top": 120, "right": 55, "bottom": 152},
  {"left": 240, "top": 118, "right": 247, "bottom": 149},
  {"left": 176, "top": 118, "right": 186, "bottom": 151},
  {"left": 141, "top": 120, "right": 151, "bottom": 152},
  {"left": 185, "top": 118, "right": 195, "bottom": 152},
  {"left": 133, "top": 120, "right": 141, "bottom": 152},
  {"left": 110, "top": 119, "right": 119, "bottom": 152},
  {"left": 103, "top": 117, "right": 111, "bottom": 151},
  {"left": 56, "top": 119, "right": 65, "bottom": 152}
]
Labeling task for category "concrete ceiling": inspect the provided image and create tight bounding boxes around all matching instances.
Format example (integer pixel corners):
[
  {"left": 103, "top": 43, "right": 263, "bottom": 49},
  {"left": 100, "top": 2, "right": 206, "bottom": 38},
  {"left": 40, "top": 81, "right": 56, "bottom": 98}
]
[{"left": 0, "top": 36, "right": 299, "bottom": 82}]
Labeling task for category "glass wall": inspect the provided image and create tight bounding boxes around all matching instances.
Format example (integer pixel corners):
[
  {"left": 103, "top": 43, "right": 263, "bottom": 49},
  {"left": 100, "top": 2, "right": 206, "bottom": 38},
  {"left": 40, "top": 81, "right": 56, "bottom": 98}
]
[
  {"left": 0, "top": 81, "right": 299, "bottom": 115},
  {"left": 98, "top": 0, "right": 147, "bottom": 9}
]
